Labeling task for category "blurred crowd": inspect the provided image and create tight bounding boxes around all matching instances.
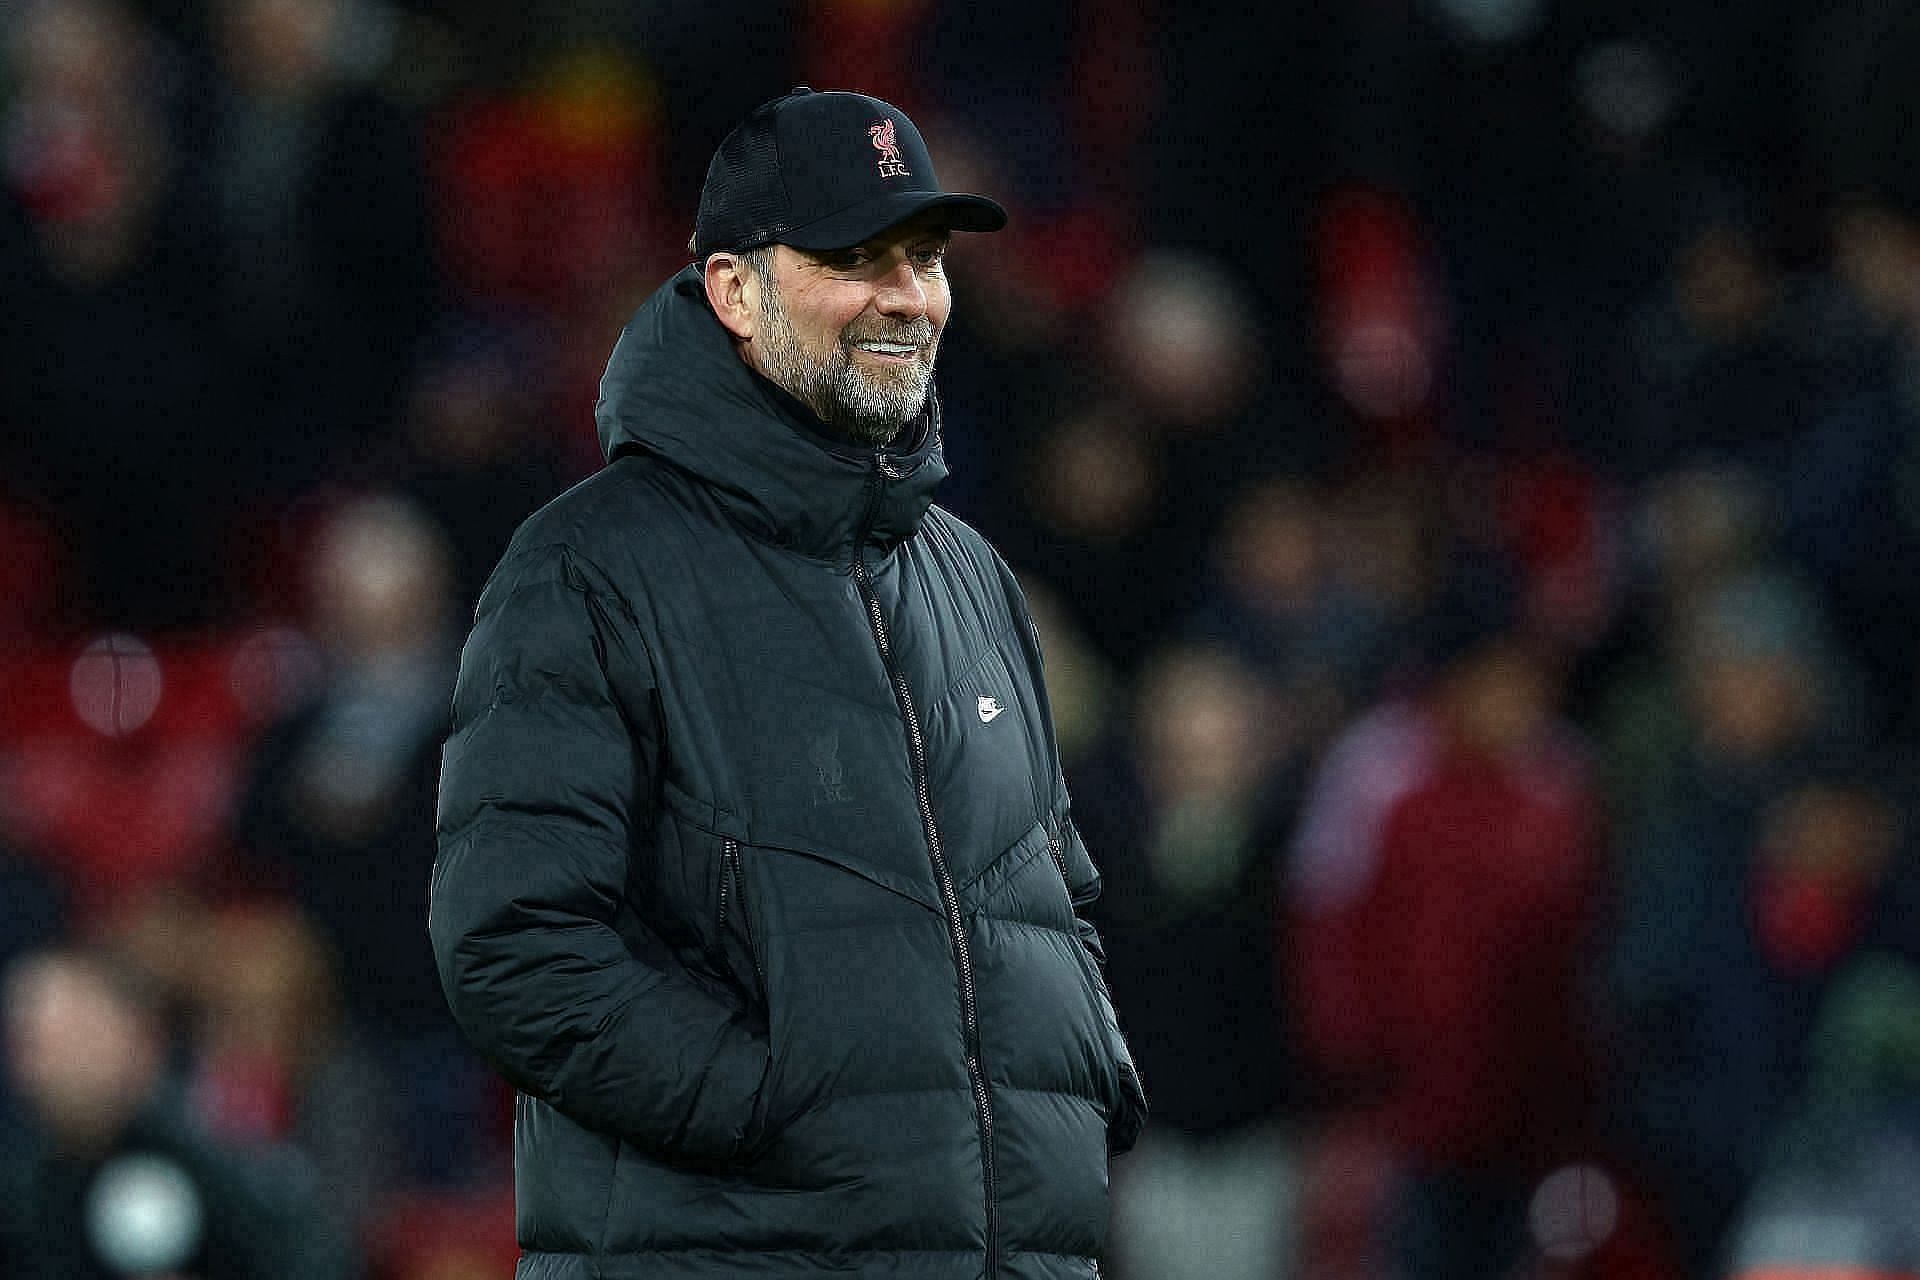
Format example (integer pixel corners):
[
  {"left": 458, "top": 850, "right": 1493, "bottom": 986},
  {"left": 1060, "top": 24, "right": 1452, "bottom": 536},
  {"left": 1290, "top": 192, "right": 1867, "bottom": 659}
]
[{"left": 7, "top": 0, "right": 1920, "bottom": 1276}]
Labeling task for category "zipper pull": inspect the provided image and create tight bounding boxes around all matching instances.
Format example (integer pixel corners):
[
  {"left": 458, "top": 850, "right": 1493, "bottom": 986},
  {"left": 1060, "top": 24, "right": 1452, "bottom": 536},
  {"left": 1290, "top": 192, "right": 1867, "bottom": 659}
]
[{"left": 1045, "top": 821, "right": 1071, "bottom": 886}]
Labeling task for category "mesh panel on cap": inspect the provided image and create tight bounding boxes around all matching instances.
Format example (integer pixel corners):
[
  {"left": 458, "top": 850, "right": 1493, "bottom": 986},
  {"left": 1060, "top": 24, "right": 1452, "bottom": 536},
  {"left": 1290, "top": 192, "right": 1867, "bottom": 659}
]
[
  {"left": 723, "top": 120, "right": 789, "bottom": 249},
  {"left": 694, "top": 101, "right": 793, "bottom": 255}
]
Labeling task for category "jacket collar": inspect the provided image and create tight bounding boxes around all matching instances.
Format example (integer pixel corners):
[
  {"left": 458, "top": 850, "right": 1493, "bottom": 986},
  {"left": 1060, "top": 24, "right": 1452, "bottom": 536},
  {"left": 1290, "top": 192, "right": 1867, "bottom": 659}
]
[{"left": 595, "top": 266, "right": 947, "bottom": 563}]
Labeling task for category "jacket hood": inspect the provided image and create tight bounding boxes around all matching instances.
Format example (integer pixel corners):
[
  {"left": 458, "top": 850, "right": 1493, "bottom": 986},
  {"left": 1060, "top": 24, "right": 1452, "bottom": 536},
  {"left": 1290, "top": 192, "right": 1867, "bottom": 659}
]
[{"left": 595, "top": 265, "right": 948, "bottom": 561}]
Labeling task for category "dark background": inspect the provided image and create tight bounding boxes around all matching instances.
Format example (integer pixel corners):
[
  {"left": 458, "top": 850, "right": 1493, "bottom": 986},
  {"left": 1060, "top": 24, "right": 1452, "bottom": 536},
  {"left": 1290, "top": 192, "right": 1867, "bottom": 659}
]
[{"left": 7, "top": 1, "right": 1920, "bottom": 1276}]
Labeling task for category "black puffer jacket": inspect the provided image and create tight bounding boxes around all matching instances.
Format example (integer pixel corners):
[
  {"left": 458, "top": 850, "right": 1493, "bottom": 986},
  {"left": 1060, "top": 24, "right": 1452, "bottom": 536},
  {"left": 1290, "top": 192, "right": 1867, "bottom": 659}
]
[{"left": 429, "top": 266, "right": 1144, "bottom": 1279}]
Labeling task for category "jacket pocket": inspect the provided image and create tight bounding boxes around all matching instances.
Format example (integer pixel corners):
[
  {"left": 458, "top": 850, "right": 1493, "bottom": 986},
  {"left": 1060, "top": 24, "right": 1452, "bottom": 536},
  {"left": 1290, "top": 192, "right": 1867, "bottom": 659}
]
[
  {"left": 702, "top": 837, "right": 791, "bottom": 1165},
  {"left": 712, "top": 838, "right": 767, "bottom": 999},
  {"left": 731, "top": 839, "right": 962, "bottom": 1189}
]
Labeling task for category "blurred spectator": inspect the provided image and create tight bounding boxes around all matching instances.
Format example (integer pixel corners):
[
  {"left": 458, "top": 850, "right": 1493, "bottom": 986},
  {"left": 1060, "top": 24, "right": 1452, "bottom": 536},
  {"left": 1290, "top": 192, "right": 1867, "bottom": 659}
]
[
  {"left": 1188, "top": 478, "right": 1397, "bottom": 749},
  {"left": 928, "top": 125, "right": 1091, "bottom": 529},
  {"left": 1594, "top": 466, "right": 1775, "bottom": 838},
  {"left": 0, "top": 844, "right": 67, "bottom": 1135},
  {"left": 1002, "top": 250, "right": 1314, "bottom": 672},
  {"left": 427, "top": 46, "right": 689, "bottom": 480},
  {"left": 0, "top": 845, "right": 67, "bottom": 982},
  {"left": 1085, "top": 644, "right": 1297, "bottom": 1134},
  {"left": 189, "top": 903, "right": 391, "bottom": 1254},
  {"left": 0, "top": 0, "right": 236, "bottom": 630},
  {"left": 1107, "top": 250, "right": 1321, "bottom": 513},
  {"left": 430, "top": 47, "right": 670, "bottom": 317},
  {"left": 363, "top": 1185, "right": 518, "bottom": 1280},
  {"left": 1605, "top": 571, "right": 1877, "bottom": 1274},
  {"left": 1723, "top": 953, "right": 1920, "bottom": 1278},
  {"left": 0, "top": 635, "right": 256, "bottom": 912},
  {"left": 1606, "top": 187, "right": 1813, "bottom": 486},
  {"left": 1491, "top": 449, "right": 1620, "bottom": 654},
  {"left": 1313, "top": 185, "right": 1445, "bottom": 464},
  {"left": 95, "top": 884, "right": 220, "bottom": 1064},
  {"left": 233, "top": 495, "right": 495, "bottom": 1184},
  {"left": 1010, "top": 402, "right": 1172, "bottom": 670},
  {"left": 1773, "top": 187, "right": 1920, "bottom": 734},
  {"left": 1290, "top": 600, "right": 1601, "bottom": 1279},
  {"left": 192, "top": 0, "right": 435, "bottom": 496},
  {"left": 384, "top": 316, "right": 573, "bottom": 609},
  {"left": 1021, "top": 578, "right": 1117, "bottom": 774},
  {"left": 1083, "top": 643, "right": 1298, "bottom": 1280},
  {"left": 1558, "top": 36, "right": 1694, "bottom": 323},
  {"left": 237, "top": 494, "right": 452, "bottom": 1037},
  {"left": 0, "top": 946, "right": 351, "bottom": 1279},
  {"left": 1607, "top": 567, "right": 1857, "bottom": 856}
]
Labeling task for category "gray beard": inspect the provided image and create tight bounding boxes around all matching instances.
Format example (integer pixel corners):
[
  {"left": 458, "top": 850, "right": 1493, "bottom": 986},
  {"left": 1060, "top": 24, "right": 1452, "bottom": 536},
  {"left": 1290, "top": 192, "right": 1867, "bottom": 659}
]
[{"left": 754, "top": 284, "right": 937, "bottom": 446}]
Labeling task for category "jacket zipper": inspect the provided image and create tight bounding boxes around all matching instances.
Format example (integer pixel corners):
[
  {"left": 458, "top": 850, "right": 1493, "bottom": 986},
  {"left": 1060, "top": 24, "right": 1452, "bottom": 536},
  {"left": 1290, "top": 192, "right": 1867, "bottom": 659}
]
[
  {"left": 1046, "top": 829, "right": 1071, "bottom": 888},
  {"left": 716, "top": 838, "right": 765, "bottom": 991},
  {"left": 852, "top": 465, "right": 998, "bottom": 1273},
  {"left": 716, "top": 840, "right": 735, "bottom": 936}
]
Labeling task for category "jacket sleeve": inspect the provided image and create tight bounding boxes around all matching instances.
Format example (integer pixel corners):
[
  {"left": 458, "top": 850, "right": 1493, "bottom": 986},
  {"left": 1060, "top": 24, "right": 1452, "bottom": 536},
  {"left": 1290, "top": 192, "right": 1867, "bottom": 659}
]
[
  {"left": 429, "top": 543, "right": 769, "bottom": 1163},
  {"left": 989, "top": 546, "right": 1149, "bottom": 1154},
  {"left": 1054, "top": 812, "right": 1147, "bottom": 1154}
]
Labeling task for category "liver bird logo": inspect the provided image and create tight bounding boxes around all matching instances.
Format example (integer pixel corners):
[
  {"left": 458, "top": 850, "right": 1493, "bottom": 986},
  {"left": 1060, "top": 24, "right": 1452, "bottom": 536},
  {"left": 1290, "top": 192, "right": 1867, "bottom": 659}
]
[
  {"left": 808, "top": 730, "right": 849, "bottom": 804},
  {"left": 869, "top": 118, "right": 910, "bottom": 179}
]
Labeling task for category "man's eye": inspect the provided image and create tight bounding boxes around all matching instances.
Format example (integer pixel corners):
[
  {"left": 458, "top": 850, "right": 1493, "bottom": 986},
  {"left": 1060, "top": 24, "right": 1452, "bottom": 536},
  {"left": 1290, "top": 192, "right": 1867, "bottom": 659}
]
[
  {"left": 826, "top": 251, "right": 869, "bottom": 270},
  {"left": 913, "top": 246, "right": 948, "bottom": 268}
]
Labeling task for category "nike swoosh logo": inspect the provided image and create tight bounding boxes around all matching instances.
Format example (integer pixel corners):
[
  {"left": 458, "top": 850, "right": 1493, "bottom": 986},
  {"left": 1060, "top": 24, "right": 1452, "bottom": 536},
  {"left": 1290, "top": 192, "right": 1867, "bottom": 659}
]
[{"left": 978, "top": 696, "right": 1007, "bottom": 723}]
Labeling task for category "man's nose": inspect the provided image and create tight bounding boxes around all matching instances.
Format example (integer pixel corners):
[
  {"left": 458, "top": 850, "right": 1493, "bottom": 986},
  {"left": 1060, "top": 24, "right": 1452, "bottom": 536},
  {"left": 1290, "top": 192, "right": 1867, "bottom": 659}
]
[{"left": 873, "top": 258, "right": 928, "bottom": 318}]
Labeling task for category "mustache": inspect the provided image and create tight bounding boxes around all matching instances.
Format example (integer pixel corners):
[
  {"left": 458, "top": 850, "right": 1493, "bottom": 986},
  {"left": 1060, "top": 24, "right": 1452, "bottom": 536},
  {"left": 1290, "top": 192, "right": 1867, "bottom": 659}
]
[{"left": 842, "top": 319, "right": 936, "bottom": 348}]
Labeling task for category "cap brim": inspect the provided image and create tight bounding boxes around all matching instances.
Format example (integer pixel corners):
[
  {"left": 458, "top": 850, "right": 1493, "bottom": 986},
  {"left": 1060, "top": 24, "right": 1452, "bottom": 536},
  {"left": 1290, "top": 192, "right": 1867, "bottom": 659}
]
[{"left": 778, "top": 191, "right": 1008, "bottom": 251}]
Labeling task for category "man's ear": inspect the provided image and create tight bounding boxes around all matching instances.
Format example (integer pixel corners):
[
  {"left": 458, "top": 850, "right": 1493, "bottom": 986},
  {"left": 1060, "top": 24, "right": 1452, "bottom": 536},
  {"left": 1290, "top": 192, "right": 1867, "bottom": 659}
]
[{"left": 704, "top": 253, "right": 758, "bottom": 342}]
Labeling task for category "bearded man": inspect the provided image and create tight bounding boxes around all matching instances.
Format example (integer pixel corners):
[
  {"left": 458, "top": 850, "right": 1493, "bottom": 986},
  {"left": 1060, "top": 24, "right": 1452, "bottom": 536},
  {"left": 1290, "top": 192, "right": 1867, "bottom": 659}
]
[{"left": 429, "top": 88, "right": 1145, "bottom": 1280}]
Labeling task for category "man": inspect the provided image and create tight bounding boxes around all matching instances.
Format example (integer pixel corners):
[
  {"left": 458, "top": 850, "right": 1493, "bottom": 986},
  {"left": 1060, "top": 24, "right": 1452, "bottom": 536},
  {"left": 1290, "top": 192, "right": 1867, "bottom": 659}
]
[
  {"left": 429, "top": 88, "right": 1145, "bottom": 1279},
  {"left": 0, "top": 947, "right": 350, "bottom": 1280}
]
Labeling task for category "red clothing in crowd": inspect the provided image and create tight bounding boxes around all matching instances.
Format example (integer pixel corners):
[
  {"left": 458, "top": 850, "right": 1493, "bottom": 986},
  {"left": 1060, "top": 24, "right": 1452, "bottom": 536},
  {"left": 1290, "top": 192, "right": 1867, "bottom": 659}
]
[{"left": 1292, "top": 703, "right": 1601, "bottom": 1170}]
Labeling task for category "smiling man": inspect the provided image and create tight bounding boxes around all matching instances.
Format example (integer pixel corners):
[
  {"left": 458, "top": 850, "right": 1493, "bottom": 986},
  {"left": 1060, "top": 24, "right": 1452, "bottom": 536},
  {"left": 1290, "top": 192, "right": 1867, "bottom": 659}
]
[
  {"left": 430, "top": 88, "right": 1144, "bottom": 1280},
  {"left": 714, "top": 213, "right": 953, "bottom": 444}
]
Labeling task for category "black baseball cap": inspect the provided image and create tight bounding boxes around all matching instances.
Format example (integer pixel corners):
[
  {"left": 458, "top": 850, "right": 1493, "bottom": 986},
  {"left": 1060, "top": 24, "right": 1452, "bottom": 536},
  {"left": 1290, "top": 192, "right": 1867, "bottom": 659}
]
[{"left": 690, "top": 87, "right": 1007, "bottom": 259}]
